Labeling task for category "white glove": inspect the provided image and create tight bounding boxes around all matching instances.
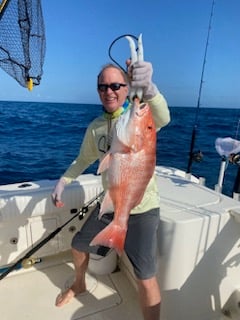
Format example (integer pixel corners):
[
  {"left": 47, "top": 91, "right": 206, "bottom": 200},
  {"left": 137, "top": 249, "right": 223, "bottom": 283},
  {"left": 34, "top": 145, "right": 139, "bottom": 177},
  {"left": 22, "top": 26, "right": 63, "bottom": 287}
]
[
  {"left": 130, "top": 61, "right": 159, "bottom": 100},
  {"left": 51, "top": 177, "right": 66, "bottom": 207}
]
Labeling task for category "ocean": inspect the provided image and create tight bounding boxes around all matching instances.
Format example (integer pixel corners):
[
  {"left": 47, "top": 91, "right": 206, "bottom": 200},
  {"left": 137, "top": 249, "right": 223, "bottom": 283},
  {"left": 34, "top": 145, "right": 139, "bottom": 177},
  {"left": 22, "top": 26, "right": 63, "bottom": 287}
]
[{"left": 1, "top": 100, "right": 240, "bottom": 197}]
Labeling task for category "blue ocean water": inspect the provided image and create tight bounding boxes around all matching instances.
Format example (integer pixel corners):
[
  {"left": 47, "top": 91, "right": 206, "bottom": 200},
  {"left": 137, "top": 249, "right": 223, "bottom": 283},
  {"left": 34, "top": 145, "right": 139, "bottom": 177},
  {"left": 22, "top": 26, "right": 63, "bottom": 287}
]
[{"left": 1, "top": 100, "right": 240, "bottom": 197}]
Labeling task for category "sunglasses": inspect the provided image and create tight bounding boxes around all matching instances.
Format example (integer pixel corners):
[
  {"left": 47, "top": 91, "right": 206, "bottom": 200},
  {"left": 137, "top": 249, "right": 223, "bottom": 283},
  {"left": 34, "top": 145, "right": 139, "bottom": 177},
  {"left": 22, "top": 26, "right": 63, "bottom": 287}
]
[{"left": 98, "top": 83, "right": 127, "bottom": 92}]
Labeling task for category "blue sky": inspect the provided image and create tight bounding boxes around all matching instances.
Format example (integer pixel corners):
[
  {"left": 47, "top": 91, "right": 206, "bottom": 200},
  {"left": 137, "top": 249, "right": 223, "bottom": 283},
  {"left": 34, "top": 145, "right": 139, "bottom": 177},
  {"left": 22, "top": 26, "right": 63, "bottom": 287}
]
[{"left": 0, "top": 0, "right": 239, "bottom": 108}]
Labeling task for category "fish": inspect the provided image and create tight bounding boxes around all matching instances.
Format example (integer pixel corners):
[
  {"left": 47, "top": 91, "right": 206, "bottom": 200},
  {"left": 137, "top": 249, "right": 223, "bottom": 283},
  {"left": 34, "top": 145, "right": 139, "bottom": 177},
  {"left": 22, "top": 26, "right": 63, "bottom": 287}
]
[{"left": 90, "top": 99, "right": 156, "bottom": 255}]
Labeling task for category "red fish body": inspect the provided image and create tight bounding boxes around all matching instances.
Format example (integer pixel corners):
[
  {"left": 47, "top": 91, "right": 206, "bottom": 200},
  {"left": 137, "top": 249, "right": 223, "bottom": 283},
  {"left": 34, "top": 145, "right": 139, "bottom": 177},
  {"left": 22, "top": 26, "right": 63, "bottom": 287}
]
[{"left": 90, "top": 100, "right": 156, "bottom": 255}]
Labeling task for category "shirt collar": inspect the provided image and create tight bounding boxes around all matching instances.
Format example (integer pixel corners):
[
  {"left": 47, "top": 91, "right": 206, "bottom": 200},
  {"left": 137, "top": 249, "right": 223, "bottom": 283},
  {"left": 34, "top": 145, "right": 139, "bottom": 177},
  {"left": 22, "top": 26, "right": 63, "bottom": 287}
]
[{"left": 103, "top": 99, "right": 130, "bottom": 119}]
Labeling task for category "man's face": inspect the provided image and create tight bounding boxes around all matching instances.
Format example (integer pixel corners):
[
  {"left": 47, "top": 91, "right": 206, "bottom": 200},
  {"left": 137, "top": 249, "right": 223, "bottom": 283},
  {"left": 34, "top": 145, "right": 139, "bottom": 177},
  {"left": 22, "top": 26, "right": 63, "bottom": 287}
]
[{"left": 98, "top": 67, "right": 128, "bottom": 113}]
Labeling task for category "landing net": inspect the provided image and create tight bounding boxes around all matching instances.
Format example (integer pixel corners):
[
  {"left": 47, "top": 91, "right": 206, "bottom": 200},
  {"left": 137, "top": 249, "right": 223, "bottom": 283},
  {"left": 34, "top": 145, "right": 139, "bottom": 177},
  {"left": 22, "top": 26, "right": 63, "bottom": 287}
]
[{"left": 0, "top": 0, "right": 45, "bottom": 90}]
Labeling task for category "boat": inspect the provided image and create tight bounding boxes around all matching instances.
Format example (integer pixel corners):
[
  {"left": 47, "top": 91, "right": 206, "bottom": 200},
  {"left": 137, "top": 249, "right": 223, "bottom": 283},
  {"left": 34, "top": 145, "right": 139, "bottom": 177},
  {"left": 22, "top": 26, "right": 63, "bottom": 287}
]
[
  {"left": 1, "top": 1, "right": 240, "bottom": 319},
  {"left": 1, "top": 165, "right": 240, "bottom": 320}
]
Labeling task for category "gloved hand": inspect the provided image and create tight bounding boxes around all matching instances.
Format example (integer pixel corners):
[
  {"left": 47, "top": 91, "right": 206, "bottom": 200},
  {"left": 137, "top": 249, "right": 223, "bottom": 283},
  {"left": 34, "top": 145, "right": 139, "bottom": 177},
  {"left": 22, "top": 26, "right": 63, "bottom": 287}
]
[
  {"left": 130, "top": 61, "right": 159, "bottom": 100},
  {"left": 51, "top": 177, "right": 66, "bottom": 208}
]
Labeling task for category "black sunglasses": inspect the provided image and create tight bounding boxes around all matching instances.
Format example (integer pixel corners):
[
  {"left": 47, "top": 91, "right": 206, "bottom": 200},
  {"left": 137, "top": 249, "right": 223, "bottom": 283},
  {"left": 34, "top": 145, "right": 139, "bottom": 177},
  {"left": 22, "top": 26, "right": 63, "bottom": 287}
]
[{"left": 98, "top": 83, "right": 127, "bottom": 92}]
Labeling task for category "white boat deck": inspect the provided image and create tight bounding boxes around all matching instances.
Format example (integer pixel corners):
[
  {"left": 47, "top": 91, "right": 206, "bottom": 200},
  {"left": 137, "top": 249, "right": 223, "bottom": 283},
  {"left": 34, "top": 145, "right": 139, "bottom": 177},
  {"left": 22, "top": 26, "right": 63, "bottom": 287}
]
[
  {"left": 0, "top": 251, "right": 142, "bottom": 320},
  {"left": 1, "top": 166, "right": 240, "bottom": 319}
]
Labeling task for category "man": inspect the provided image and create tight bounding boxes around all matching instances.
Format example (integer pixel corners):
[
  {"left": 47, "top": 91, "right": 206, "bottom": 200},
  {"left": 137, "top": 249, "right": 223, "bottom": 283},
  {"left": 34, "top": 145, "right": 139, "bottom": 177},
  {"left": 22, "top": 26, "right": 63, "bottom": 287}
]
[{"left": 52, "top": 60, "right": 170, "bottom": 320}]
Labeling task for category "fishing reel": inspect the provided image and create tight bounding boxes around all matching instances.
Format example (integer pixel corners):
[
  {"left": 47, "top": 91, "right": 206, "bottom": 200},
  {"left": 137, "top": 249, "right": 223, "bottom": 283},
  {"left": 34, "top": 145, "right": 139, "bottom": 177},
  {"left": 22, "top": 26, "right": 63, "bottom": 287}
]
[
  {"left": 229, "top": 153, "right": 240, "bottom": 166},
  {"left": 215, "top": 137, "right": 240, "bottom": 166},
  {"left": 191, "top": 150, "right": 203, "bottom": 163}
]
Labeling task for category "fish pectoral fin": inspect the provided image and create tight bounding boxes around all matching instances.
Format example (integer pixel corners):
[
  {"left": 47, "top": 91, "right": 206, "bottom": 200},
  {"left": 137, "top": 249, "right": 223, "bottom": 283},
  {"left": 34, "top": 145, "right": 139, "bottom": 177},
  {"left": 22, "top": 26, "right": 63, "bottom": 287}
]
[
  {"left": 98, "top": 191, "right": 114, "bottom": 219},
  {"left": 90, "top": 222, "right": 126, "bottom": 256},
  {"left": 97, "top": 153, "right": 111, "bottom": 174}
]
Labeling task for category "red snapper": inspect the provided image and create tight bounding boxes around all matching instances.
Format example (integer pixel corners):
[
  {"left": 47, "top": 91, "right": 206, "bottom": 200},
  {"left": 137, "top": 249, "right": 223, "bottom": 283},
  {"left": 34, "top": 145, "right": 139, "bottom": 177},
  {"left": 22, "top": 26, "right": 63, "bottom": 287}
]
[{"left": 90, "top": 99, "right": 156, "bottom": 255}]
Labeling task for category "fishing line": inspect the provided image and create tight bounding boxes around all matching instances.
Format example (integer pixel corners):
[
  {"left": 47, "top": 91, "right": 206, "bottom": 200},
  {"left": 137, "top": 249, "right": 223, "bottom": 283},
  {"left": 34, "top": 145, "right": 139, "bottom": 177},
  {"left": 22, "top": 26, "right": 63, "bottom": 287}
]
[
  {"left": 0, "top": 190, "right": 104, "bottom": 281},
  {"left": 108, "top": 34, "right": 138, "bottom": 72},
  {"left": 186, "top": 0, "right": 216, "bottom": 173}
]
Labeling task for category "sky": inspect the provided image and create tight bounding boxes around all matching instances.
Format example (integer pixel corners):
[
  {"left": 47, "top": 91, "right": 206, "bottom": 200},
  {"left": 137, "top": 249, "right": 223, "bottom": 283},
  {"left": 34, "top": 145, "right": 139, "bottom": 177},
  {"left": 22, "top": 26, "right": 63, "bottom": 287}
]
[{"left": 0, "top": 0, "right": 239, "bottom": 108}]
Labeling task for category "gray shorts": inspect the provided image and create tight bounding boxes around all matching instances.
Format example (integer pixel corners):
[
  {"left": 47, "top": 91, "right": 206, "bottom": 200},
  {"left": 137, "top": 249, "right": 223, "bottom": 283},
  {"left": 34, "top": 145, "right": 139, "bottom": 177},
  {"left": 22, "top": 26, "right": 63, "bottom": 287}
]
[{"left": 71, "top": 203, "right": 160, "bottom": 280}]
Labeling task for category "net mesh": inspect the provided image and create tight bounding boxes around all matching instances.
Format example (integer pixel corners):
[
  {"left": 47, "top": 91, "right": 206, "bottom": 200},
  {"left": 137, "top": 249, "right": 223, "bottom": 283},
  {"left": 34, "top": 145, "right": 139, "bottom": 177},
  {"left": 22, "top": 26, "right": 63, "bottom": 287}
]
[{"left": 0, "top": 0, "right": 45, "bottom": 88}]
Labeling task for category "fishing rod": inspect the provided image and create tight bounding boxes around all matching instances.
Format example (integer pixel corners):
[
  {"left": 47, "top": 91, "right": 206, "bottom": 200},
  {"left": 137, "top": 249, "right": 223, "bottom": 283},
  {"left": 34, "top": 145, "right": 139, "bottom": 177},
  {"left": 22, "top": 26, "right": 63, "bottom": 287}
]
[
  {"left": 0, "top": 190, "right": 104, "bottom": 281},
  {"left": 0, "top": 0, "right": 9, "bottom": 16},
  {"left": 186, "top": 0, "right": 215, "bottom": 173}
]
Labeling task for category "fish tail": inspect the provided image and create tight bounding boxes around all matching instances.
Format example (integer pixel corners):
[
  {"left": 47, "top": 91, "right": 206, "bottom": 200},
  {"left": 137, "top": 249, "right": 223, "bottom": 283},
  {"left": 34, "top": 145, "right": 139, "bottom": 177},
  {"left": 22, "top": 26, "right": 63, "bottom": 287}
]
[{"left": 90, "top": 222, "right": 126, "bottom": 256}]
